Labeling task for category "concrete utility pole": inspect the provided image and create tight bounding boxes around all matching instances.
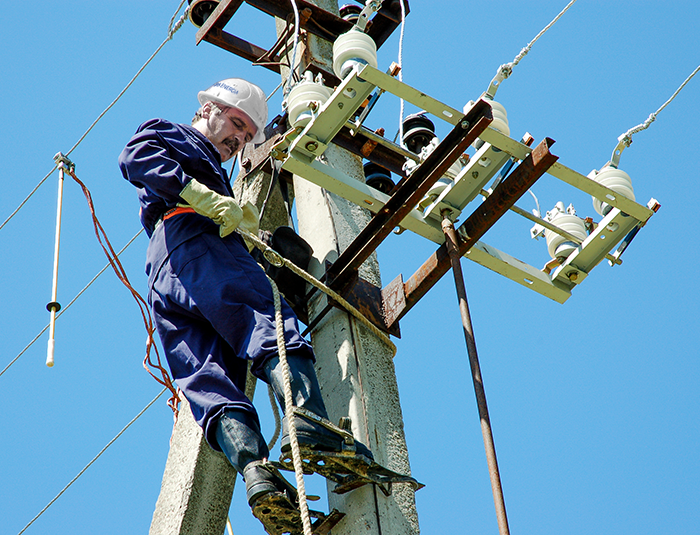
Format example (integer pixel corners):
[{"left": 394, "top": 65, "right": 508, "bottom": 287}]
[
  {"left": 150, "top": 1, "right": 419, "bottom": 533},
  {"left": 149, "top": 396, "right": 236, "bottom": 535},
  {"left": 281, "top": 1, "right": 419, "bottom": 533}
]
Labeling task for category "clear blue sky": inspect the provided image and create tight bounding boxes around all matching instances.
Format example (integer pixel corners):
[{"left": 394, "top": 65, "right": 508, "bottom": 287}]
[{"left": 2, "top": 1, "right": 698, "bottom": 534}]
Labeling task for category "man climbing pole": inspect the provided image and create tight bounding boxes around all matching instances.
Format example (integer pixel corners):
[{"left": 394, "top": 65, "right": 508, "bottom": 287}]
[{"left": 117, "top": 78, "right": 376, "bottom": 532}]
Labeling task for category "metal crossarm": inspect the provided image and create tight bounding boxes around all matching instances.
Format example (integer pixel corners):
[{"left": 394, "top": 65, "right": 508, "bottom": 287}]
[
  {"left": 195, "top": 0, "right": 410, "bottom": 86},
  {"left": 326, "top": 99, "right": 494, "bottom": 292}
]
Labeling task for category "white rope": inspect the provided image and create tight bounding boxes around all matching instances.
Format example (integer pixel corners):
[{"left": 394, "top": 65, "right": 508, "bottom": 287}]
[
  {"left": 17, "top": 387, "right": 167, "bottom": 535},
  {"left": 0, "top": 3, "right": 189, "bottom": 233},
  {"left": 0, "top": 229, "right": 144, "bottom": 379},
  {"left": 268, "top": 276, "right": 313, "bottom": 535},
  {"left": 618, "top": 64, "right": 700, "bottom": 145},
  {"left": 397, "top": 0, "right": 407, "bottom": 147},
  {"left": 284, "top": 0, "right": 302, "bottom": 97}
]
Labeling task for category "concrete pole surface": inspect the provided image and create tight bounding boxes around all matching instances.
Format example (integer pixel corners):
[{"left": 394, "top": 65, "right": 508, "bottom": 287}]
[
  {"left": 284, "top": 2, "right": 420, "bottom": 532},
  {"left": 149, "top": 397, "right": 236, "bottom": 535}
]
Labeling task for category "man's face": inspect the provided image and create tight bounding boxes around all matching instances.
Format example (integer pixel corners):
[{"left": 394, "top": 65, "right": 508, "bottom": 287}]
[{"left": 203, "top": 102, "right": 258, "bottom": 162}]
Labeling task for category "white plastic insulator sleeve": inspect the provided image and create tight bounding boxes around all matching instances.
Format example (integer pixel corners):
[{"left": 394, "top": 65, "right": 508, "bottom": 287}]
[
  {"left": 332, "top": 30, "right": 378, "bottom": 79},
  {"left": 545, "top": 213, "right": 587, "bottom": 259},
  {"left": 287, "top": 81, "right": 333, "bottom": 128},
  {"left": 592, "top": 165, "right": 635, "bottom": 216},
  {"left": 46, "top": 339, "right": 55, "bottom": 367},
  {"left": 488, "top": 100, "right": 510, "bottom": 136}
]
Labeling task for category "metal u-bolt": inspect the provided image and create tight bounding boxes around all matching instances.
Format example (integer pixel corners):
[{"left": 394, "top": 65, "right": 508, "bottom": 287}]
[{"left": 441, "top": 210, "right": 510, "bottom": 535}]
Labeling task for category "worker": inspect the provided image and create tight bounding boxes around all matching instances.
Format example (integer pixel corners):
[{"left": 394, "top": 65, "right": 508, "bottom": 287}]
[{"left": 118, "top": 78, "right": 373, "bottom": 528}]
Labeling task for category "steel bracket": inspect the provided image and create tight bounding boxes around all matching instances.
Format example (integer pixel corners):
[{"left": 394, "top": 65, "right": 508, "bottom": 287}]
[{"left": 194, "top": 0, "right": 409, "bottom": 86}]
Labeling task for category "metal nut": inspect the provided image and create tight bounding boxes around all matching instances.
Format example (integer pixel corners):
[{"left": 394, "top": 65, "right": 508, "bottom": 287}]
[{"left": 305, "top": 141, "right": 319, "bottom": 152}]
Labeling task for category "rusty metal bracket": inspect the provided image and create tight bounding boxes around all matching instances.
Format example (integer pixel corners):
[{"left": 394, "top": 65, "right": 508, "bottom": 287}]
[
  {"left": 325, "top": 99, "right": 494, "bottom": 293},
  {"left": 303, "top": 262, "right": 401, "bottom": 338},
  {"left": 385, "top": 137, "right": 559, "bottom": 330},
  {"left": 195, "top": 0, "right": 409, "bottom": 87},
  {"left": 237, "top": 114, "right": 292, "bottom": 179}
]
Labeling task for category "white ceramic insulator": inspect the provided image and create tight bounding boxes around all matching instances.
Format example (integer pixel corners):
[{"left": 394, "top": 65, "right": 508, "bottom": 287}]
[
  {"left": 287, "top": 80, "right": 333, "bottom": 128},
  {"left": 545, "top": 213, "right": 587, "bottom": 259},
  {"left": 443, "top": 159, "right": 464, "bottom": 181},
  {"left": 488, "top": 100, "right": 510, "bottom": 136},
  {"left": 332, "top": 30, "right": 378, "bottom": 79},
  {"left": 419, "top": 177, "right": 453, "bottom": 211},
  {"left": 592, "top": 165, "right": 635, "bottom": 216}
]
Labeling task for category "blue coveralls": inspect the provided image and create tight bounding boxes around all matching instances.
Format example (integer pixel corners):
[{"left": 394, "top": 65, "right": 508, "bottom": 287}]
[{"left": 118, "top": 118, "right": 314, "bottom": 450}]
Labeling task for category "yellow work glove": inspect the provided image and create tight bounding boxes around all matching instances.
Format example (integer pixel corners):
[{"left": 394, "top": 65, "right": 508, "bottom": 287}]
[
  {"left": 180, "top": 179, "right": 245, "bottom": 238},
  {"left": 239, "top": 202, "right": 260, "bottom": 251}
]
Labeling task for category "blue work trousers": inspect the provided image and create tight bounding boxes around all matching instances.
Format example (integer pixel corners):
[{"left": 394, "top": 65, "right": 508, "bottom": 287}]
[{"left": 148, "top": 228, "right": 314, "bottom": 450}]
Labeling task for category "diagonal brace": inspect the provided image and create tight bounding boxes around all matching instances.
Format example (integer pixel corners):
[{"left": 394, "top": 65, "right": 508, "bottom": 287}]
[
  {"left": 387, "top": 137, "right": 559, "bottom": 329},
  {"left": 326, "top": 99, "right": 494, "bottom": 292}
]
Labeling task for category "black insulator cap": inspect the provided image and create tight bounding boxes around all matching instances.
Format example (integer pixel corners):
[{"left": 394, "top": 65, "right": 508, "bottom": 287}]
[
  {"left": 402, "top": 112, "right": 437, "bottom": 154},
  {"left": 188, "top": 0, "right": 219, "bottom": 27},
  {"left": 340, "top": 3, "right": 363, "bottom": 23},
  {"left": 364, "top": 162, "right": 395, "bottom": 194}
]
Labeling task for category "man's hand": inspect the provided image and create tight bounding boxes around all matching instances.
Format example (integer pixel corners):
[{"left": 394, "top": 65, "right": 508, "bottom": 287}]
[{"left": 180, "top": 179, "right": 246, "bottom": 238}]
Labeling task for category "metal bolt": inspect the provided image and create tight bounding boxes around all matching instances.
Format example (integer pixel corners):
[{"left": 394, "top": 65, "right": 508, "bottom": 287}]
[
  {"left": 338, "top": 102, "right": 344, "bottom": 109},
  {"left": 472, "top": 171, "right": 479, "bottom": 179},
  {"left": 568, "top": 271, "right": 579, "bottom": 282},
  {"left": 460, "top": 120, "right": 469, "bottom": 129},
  {"left": 305, "top": 141, "right": 318, "bottom": 152}
]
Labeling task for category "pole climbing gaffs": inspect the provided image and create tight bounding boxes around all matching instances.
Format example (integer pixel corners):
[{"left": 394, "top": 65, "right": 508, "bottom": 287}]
[{"left": 46, "top": 152, "right": 74, "bottom": 367}]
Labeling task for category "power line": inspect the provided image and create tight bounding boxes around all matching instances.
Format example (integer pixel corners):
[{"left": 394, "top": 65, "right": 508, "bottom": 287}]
[
  {"left": 0, "top": 2, "right": 190, "bottom": 234},
  {"left": 487, "top": 0, "right": 578, "bottom": 97},
  {"left": 619, "top": 64, "right": 700, "bottom": 143},
  {"left": 0, "top": 229, "right": 143, "bottom": 379},
  {"left": 17, "top": 387, "right": 167, "bottom": 535}
]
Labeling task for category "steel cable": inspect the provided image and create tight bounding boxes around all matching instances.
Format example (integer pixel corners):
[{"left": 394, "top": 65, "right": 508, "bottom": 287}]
[
  {"left": 0, "top": 3, "right": 189, "bottom": 233},
  {"left": 0, "top": 229, "right": 143, "bottom": 379},
  {"left": 16, "top": 387, "right": 167, "bottom": 535}
]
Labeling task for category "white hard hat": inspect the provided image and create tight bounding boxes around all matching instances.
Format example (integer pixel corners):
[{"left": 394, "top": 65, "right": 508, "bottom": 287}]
[{"left": 198, "top": 78, "right": 268, "bottom": 144}]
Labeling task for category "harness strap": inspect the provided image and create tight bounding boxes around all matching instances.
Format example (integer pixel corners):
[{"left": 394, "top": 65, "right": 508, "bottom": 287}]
[{"left": 162, "top": 206, "right": 196, "bottom": 221}]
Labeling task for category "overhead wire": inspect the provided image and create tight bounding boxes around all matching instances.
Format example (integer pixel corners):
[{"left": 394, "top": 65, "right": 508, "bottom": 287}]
[
  {"left": 487, "top": 0, "right": 577, "bottom": 95},
  {"left": 0, "top": 229, "right": 144, "bottom": 380},
  {"left": 617, "top": 64, "right": 700, "bottom": 146},
  {"left": 16, "top": 387, "right": 167, "bottom": 535},
  {"left": 511, "top": 0, "right": 577, "bottom": 68},
  {"left": 0, "top": 1, "right": 190, "bottom": 234}
]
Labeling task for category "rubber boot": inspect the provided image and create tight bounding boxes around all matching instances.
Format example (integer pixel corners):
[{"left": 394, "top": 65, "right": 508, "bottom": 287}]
[
  {"left": 215, "top": 408, "right": 270, "bottom": 475},
  {"left": 243, "top": 459, "right": 298, "bottom": 507},
  {"left": 262, "top": 354, "right": 373, "bottom": 460},
  {"left": 216, "top": 409, "right": 305, "bottom": 534}
]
